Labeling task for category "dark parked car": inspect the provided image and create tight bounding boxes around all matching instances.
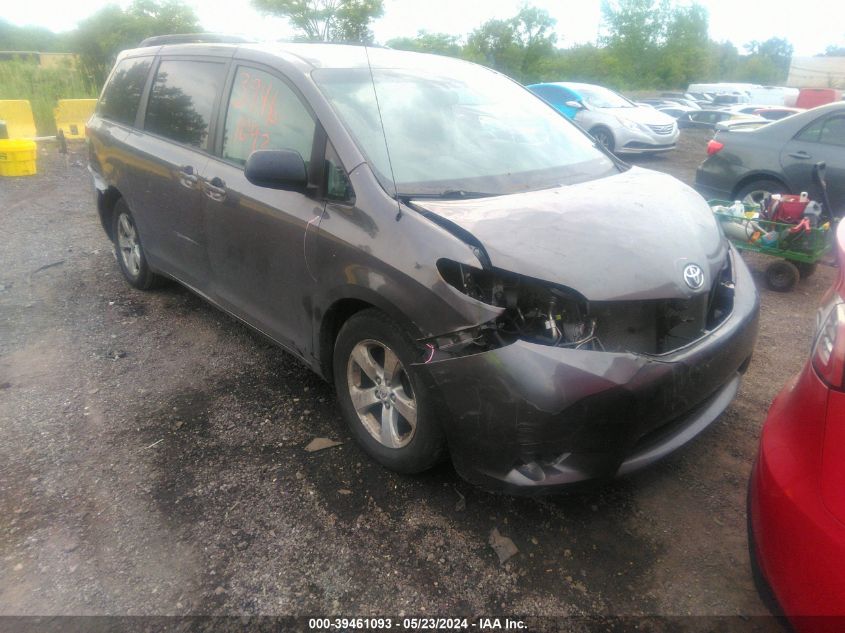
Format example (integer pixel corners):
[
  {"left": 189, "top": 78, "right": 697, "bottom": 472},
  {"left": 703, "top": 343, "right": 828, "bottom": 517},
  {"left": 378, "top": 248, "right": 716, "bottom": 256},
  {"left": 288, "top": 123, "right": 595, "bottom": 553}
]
[
  {"left": 639, "top": 98, "right": 700, "bottom": 110},
  {"left": 677, "top": 109, "right": 761, "bottom": 130},
  {"left": 88, "top": 38, "right": 759, "bottom": 493},
  {"left": 751, "top": 107, "right": 805, "bottom": 121},
  {"left": 661, "top": 91, "right": 710, "bottom": 106},
  {"left": 656, "top": 105, "right": 699, "bottom": 120},
  {"left": 696, "top": 102, "right": 845, "bottom": 216}
]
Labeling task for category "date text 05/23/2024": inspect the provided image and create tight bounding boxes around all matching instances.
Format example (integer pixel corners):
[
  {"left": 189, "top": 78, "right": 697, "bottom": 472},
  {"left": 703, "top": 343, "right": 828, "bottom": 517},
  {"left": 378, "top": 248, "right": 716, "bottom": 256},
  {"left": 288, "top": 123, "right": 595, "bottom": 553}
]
[{"left": 308, "top": 617, "right": 527, "bottom": 630}]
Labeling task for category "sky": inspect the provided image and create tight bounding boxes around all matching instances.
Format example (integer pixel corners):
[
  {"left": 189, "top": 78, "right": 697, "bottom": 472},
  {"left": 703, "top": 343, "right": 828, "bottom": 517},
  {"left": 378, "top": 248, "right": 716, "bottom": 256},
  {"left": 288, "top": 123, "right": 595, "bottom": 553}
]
[{"left": 3, "top": 0, "right": 844, "bottom": 56}]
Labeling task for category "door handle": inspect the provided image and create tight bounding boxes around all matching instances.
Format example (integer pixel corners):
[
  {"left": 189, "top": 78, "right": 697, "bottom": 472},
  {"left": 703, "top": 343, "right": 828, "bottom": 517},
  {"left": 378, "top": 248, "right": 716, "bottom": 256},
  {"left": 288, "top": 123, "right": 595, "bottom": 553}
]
[
  {"left": 203, "top": 176, "right": 227, "bottom": 202},
  {"left": 788, "top": 151, "right": 812, "bottom": 160},
  {"left": 178, "top": 165, "right": 198, "bottom": 188}
]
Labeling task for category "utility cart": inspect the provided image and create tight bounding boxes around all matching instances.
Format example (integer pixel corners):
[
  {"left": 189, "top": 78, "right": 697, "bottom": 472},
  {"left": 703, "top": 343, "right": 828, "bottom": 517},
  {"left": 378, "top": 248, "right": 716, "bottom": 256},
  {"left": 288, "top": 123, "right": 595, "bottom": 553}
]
[{"left": 709, "top": 199, "right": 833, "bottom": 292}]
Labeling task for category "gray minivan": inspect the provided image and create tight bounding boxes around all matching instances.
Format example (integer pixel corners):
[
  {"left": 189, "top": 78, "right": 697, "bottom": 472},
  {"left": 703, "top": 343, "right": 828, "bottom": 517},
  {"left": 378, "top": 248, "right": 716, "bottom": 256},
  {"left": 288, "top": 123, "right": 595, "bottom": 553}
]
[{"left": 88, "top": 38, "right": 759, "bottom": 493}]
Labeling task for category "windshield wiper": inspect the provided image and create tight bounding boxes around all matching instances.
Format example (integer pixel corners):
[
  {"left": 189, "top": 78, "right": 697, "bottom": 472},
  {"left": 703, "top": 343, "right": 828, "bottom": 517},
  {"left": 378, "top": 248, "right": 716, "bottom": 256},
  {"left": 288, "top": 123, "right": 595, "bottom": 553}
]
[{"left": 400, "top": 190, "right": 499, "bottom": 200}]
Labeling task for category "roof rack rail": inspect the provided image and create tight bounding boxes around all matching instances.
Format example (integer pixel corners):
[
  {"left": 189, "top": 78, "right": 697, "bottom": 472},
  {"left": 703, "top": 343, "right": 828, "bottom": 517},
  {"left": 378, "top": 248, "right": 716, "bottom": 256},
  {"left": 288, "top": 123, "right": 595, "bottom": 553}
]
[{"left": 138, "top": 33, "right": 254, "bottom": 47}]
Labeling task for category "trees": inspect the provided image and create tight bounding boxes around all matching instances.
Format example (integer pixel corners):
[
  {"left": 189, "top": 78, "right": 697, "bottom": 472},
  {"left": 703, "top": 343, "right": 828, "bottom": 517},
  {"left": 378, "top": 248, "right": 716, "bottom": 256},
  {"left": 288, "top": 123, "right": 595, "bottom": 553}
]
[
  {"left": 656, "top": 3, "right": 710, "bottom": 87},
  {"left": 463, "top": 7, "right": 557, "bottom": 83},
  {"left": 0, "top": 19, "right": 70, "bottom": 52},
  {"left": 599, "top": 0, "right": 669, "bottom": 85},
  {"left": 1, "top": 0, "right": 827, "bottom": 93},
  {"left": 74, "top": 0, "right": 200, "bottom": 86},
  {"left": 741, "top": 37, "right": 793, "bottom": 83},
  {"left": 251, "top": 0, "right": 384, "bottom": 43},
  {"left": 387, "top": 31, "right": 462, "bottom": 57}
]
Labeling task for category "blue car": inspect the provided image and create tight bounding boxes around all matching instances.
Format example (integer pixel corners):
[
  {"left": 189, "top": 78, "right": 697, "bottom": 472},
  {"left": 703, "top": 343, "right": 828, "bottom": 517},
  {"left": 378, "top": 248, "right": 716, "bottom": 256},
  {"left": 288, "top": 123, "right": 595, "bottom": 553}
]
[{"left": 527, "top": 82, "right": 679, "bottom": 154}]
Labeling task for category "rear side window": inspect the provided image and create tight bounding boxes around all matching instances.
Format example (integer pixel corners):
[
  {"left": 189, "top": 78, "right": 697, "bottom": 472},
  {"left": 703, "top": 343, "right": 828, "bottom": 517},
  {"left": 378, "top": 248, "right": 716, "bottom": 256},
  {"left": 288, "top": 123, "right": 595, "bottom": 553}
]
[
  {"left": 145, "top": 59, "right": 227, "bottom": 150},
  {"left": 820, "top": 117, "right": 845, "bottom": 146},
  {"left": 221, "top": 66, "right": 316, "bottom": 166},
  {"left": 98, "top": 57, "right": 153, "bottom": 126},
  {"left": 797, "top": 116, "right": 845, "bottom": 145}
]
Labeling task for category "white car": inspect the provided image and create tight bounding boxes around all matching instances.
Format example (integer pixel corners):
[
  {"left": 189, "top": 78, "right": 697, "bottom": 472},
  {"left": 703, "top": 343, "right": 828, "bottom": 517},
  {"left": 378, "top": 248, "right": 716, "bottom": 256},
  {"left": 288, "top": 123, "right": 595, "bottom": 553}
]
[{"left": 528, "top": 82, "right": 679, "bottom": 154}]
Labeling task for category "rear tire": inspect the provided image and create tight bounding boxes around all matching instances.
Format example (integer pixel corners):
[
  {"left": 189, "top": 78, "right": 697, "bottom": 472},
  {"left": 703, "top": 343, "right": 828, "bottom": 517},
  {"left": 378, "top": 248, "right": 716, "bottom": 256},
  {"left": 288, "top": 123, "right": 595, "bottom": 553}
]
[
  {"left": 112, "top": 199, "right": 164, "bottom": 291},
  {"left": 765, "top": 260, "right": 800, "bottom": 292},
  {"left": 333, "top": 309, "right": 445, "bottom": 474},
  {"left": 735, "top": 178, "right": 788, "bottom": 207}
]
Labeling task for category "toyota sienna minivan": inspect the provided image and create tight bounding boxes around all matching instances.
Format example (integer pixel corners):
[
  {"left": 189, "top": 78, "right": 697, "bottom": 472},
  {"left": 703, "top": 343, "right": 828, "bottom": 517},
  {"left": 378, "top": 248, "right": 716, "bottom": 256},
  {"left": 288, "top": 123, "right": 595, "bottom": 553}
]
[{"left": 87, "top": 37, "right": 759, "bottom": 493}]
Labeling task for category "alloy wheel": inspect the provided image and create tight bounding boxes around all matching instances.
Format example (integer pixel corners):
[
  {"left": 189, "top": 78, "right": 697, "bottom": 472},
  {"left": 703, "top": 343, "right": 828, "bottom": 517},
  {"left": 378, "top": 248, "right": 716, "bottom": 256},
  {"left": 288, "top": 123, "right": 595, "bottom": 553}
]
[
  {"left": 741, "top": 189, "right": 773, "bottom": 207},
  {"left": 593, "top": 129, "right": 613, "bottom": 149},
  {"left": 116, "top": 212, "right": 142, "bottom": 278},
  {"left": 346, "top": 339, "right": 417, "bottom": 449}
]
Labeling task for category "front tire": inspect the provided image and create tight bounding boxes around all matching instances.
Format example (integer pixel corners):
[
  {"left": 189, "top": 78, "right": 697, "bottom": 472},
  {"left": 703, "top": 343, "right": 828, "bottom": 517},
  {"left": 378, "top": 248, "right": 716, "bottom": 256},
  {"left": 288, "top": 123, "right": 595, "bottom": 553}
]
[
  {"left": 589, "top": 126, "right": 615, "bottom": 152},
  {"left": 112, "top": 199, "right": 163, "bottom": 290},
  {"left": 333, "top": 309, "right": 445, "bottom": 474}
]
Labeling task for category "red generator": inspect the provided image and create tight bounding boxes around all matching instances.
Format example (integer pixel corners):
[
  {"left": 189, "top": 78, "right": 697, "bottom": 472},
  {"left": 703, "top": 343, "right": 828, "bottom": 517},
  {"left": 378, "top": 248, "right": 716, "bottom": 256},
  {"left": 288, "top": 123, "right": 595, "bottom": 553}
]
[{"left": 769, "top": 195, "right": 809, "bottom": 223}]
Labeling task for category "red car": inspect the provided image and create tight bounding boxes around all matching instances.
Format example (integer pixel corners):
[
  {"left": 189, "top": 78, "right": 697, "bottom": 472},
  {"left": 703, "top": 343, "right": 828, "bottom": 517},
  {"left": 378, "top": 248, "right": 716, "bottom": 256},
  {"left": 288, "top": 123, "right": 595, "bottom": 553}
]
[{"left": 749, "top": 219, "right": 845, "bottom": 631}]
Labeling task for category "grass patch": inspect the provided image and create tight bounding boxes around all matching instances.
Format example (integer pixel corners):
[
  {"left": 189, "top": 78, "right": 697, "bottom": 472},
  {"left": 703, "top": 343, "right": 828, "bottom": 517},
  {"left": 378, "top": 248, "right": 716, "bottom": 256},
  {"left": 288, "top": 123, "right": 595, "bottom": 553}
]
[{"left": 0, "top": 58, "right": 97, "bottom": 136}]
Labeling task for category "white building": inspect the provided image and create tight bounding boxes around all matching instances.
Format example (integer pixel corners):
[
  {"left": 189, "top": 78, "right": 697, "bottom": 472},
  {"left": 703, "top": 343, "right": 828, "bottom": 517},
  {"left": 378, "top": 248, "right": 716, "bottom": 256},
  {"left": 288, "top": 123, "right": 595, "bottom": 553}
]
[{"left": 787, "top": 57, "right": 845, "bottom": 89}]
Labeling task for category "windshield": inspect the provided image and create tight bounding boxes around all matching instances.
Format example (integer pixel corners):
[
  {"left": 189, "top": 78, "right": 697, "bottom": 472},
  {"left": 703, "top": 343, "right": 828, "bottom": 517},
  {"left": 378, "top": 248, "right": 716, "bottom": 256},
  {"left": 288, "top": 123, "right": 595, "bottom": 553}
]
[
  {"left": 576, "top": 85, "right": 636, "bottom": 109},
  {"left": 313, "top": 58, "right": 615, "bottom": 197}
]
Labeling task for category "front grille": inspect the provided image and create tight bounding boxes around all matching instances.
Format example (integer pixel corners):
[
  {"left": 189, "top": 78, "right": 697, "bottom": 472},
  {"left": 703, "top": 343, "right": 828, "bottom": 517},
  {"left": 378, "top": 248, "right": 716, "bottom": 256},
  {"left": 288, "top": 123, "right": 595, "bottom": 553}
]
[
  {"left": 588, "top": 257, "right": 735, "bottom": 355},
  {"left": 648, "top": 123, "right": 675, "bottom": 135}
]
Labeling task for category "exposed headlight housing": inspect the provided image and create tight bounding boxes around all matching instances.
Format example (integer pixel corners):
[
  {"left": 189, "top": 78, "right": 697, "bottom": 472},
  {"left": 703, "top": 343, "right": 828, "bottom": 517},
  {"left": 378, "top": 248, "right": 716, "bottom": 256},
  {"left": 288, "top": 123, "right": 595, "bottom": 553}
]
[
  {"left": 433, "top": 254, "right": 735, "bottom": 358},
  {"left": 435, "top": 259, "right": 597, "bottom": 350}
]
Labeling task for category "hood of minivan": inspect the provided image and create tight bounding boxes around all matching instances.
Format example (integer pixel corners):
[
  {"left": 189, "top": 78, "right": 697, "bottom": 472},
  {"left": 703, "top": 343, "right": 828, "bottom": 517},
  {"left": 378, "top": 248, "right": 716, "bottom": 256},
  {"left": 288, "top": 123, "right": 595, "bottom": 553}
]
[{"left": 412, "top": 168, "right": 727, "bottom": 301}]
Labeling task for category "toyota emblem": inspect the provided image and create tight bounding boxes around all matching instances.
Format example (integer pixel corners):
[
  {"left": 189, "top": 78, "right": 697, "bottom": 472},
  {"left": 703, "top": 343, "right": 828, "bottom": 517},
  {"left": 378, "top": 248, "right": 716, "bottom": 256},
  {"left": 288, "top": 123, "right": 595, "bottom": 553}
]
[{"left": 683, "top": 264, "right": 705, "bottom": 290}]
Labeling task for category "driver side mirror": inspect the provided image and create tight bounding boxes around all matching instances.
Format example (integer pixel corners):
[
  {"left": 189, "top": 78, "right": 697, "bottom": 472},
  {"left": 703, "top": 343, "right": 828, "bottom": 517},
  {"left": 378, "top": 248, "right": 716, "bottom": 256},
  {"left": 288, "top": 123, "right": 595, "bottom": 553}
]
[
  {"left": 245, "top": 149, "right": 308, "bottom": 192},
  {"left": 565, "top": 100, "right": 584, "bottom": 109}
]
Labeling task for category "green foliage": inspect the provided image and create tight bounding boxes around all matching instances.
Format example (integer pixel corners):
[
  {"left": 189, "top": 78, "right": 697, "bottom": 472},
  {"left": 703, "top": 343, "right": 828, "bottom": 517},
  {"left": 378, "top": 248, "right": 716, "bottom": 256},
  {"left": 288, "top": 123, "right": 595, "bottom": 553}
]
[
  {"left": 251, "top": 0, "right": 384, "bottom": 43},
  {"left": 0, "top": 19, "right": 70, "bottom": 52},
  {"left": 74, "top": 0, "right": 201, "bottom": 88},
  {"left": 0, "top": 0, "right": 821, "bottom": 102},
  {"left": 0, "top": 58, "right": 96, "bottom": 135},
  {"left": 463, "top": 6, "right": 557, "bottom": 83},
  {"left": 387, "top": 31, "right": 462, "bottom": 57},
  {"left": 743, "top": 37, "right": 793, "bottom": 82},
  {"left": 599, "top": 0, "right": 670, "bottom": 84},
  {"left": 655, "top": 4, "right": 710, "bottom": 87}
]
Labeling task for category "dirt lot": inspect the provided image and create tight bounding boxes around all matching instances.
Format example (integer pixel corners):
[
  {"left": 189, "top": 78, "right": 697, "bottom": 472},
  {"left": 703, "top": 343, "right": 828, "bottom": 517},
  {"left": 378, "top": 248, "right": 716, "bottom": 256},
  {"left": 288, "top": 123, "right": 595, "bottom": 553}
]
[{"left": 0, "top": 131, "right": 832, "bottom": 630}]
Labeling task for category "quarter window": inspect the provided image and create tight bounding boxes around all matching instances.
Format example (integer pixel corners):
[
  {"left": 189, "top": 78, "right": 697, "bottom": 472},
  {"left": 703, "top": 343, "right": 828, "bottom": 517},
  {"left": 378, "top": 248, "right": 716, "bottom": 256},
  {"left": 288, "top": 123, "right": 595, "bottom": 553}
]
[
  {"left": 325, "top": 141, "right": 353, "bottom": 202},
  {"left": 222, "top": 66, "right": 316, "bottom": 167},
  {"left": 794, "top": 115, "right": 845, "bottom": 145},
  {"left": 797, "top": 118, "right": 825, "bottom": 142},
  {"left": 145, "top": 60, "right": 226, "bottom": 150},
  {"left": 98, "top": 57, "right": 153, "bottom": 126},
  {"left": 819, "top": 116, "right": 845, "bottom": 146}
]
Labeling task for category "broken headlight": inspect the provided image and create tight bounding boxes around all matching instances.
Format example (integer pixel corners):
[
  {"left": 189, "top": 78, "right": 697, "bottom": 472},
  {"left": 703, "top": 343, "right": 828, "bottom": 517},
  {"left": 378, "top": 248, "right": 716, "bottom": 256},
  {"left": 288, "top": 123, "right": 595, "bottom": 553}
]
[{"left": 435, "top": 259, "right": 600, "bottom": 351}]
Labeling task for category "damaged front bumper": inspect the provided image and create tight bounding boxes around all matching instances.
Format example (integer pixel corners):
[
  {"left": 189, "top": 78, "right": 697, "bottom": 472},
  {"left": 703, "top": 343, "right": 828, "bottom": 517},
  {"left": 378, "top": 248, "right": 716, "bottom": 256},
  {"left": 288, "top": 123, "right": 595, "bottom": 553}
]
[{"left": 420, "top": 252, "right": 759, "bottom": 494}]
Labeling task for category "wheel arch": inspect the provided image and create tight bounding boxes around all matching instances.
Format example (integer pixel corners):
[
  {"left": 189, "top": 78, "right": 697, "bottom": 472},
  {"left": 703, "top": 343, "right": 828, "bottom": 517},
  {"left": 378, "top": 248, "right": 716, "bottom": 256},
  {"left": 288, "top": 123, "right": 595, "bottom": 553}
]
[
  {"left": 588, "top": 124, "right": 614, "bottom": 140},
  {"left": 316, "top": 288, "right": 425, "bottom": 383},
  {"left": 731, "top": 172, "right": 791, "bottom": 200},
  {"left": 97, "top": 186, "right": 124, "bottom": 241}
]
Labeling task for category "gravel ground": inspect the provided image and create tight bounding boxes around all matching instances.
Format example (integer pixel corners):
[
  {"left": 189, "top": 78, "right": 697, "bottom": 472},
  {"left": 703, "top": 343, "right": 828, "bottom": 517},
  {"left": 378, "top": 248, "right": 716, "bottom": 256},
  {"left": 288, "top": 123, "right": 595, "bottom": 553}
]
[{"left": 0, "top": 131, "right": 832, "bottom": 629}]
